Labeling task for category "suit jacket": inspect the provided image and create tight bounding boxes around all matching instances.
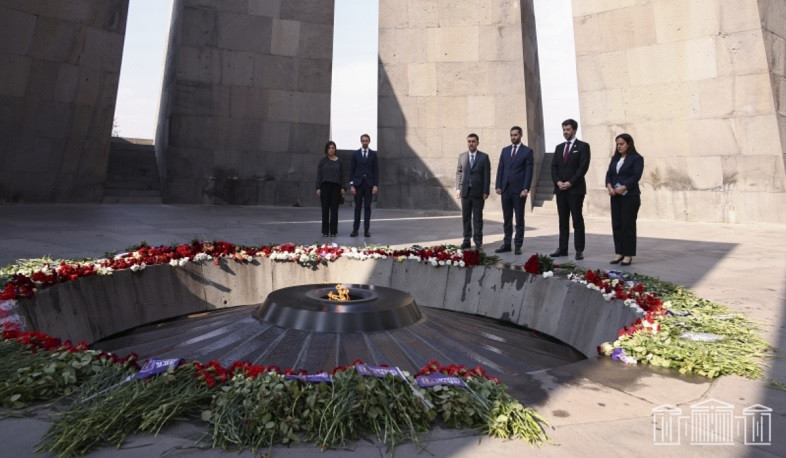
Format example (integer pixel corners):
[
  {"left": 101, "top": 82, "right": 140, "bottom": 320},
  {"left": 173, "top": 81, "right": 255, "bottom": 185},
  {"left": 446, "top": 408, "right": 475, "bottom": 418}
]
[
  {"left": 551, "top": 139, "right": 591, "bottom": 195},
  {"left": 350, "top": 149, "right": 379, "bottom": 187},
  {"left": 456, "top": 150, "right": 491, "bottom": 198},
  {"left": 605, "top": 152, "right": 644, "bottom": 195},
  {"left": 495, "top": 143, "right": 534, "bottom": 193}
]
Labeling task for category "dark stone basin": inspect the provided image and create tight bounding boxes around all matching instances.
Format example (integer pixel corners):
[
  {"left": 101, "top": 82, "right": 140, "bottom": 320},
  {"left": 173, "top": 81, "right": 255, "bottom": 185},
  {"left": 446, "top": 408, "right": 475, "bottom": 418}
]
[{"left": 255, "top": 284, "right": 422, "bottom": 333}]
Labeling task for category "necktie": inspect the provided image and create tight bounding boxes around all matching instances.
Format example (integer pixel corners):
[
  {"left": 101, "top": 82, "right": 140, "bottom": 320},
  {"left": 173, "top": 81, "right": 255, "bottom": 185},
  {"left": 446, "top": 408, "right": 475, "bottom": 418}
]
[
  {"left": 363, "top": 150, "right": 367, "bottom": 159},
  {"left": 511, "top": 145, "right": 517, "bottom": 159},
  {"left": 563, "top": 142, "right": 570, "bottom": 164},
  {"left": 469, "top": 154, "right": 475, "bottom": 168}
]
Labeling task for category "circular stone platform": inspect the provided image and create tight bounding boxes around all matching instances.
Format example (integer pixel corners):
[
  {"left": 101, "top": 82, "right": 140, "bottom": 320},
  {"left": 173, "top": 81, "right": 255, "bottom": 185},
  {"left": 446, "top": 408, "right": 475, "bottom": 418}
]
[
  {"left": 19, "top": 257, "right": 640, "bottom": 364},
  {"left": 94, "top": 304, "right": 585, "bottom": 381}
]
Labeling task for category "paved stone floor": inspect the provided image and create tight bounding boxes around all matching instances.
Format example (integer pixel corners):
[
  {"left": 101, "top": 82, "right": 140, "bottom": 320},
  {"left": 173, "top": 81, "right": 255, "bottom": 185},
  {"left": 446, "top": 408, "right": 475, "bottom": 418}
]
[{"left": 0, "top": 204, "right": 784, "bottom": 457}]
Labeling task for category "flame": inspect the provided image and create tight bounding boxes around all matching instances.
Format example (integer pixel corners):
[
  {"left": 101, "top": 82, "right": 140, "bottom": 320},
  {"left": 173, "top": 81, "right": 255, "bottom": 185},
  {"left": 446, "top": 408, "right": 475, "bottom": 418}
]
[{"left": 327, "top": 284, "right": 350, "bottom": 301}]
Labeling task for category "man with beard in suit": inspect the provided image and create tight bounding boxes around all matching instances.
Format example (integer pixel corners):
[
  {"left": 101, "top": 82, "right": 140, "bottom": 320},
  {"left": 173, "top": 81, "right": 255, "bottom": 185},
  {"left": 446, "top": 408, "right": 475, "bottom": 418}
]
[
  {"left": 550, "top": 119, "right": 591, "bottom": 260},
  {"left": 456, "top": 133, "right": 491, "bottom": 250},
  {"left": 494, "top": 126, "right": 534, "bottom": 255}
]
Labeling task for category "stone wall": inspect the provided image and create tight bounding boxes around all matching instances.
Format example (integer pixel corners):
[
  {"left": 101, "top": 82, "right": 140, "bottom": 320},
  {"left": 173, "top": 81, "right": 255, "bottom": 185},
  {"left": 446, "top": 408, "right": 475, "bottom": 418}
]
[
  {"left": 155, "top": 0, "right": 335, "bottom": 205},
  {"left": 0, "top": 0, "right": 128, "bottom": 202},
  {"left": 573, "top": 0, "right": 786, "bottom": 223},
  {"left": 376, "top": 0, "right": 546, "bottom": 210},
  {"left": 19, "top": 258, "right": 638, "bottom": 358}
]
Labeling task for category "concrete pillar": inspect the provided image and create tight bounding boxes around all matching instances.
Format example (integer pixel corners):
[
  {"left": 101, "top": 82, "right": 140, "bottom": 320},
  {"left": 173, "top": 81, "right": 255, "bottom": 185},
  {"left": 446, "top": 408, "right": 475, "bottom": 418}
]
[
  {"left": 156, "top": 0, "right": 335, "bottom": 205},
  {"left": 573, "top": 0, "right": 786, "bottom": 223},
  {"left": 0, "top": 1, "right": 129, "bottom": 202},
  {"left": 377, "top": 0, "right": 546, "bottom": 210}
]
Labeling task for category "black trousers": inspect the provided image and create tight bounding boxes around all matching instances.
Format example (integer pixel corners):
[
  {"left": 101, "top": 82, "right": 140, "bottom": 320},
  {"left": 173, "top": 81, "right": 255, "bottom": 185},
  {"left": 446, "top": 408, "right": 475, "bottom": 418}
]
[
  {"left": 461, "top": 193, "right": 485, "bottom": 246},
  {"left": 500, "top": 189, "right": 526, "bottom": 248},
  {"left": 353, "top": 181, "right": 373, "bottom": 232},
  {"left": 556, "top": 193, "right": 585, "bottom": 253},
  {"left": 320, "top": 182, "right": 341, "bottom": 235},
  {"left": 610, "top": 194, "right": 640, "bottom": 256}
]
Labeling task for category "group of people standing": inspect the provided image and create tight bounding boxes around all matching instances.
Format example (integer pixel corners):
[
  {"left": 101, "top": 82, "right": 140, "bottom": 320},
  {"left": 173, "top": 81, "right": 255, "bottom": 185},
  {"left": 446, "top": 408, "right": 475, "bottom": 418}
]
[
  {"left": 315, "top": 134, "right": 378, "bottom": 238},
  {"left": 456, "top": 120, "right": 644, "bottom": 265},
  {"left": 315, "top": 122, "right": 644, "bottom": 266}
]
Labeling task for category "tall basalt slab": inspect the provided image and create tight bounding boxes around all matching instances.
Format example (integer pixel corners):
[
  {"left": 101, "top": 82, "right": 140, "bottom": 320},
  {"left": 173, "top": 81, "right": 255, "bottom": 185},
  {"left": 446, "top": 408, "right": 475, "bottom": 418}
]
[
  {"left": 0, "top": 1, "right": 129, "bottom": 203},
  {"left": 574, "top": 0, "right": 786, "bottom": 223},
  {"left": 156, "top": 0, "right": 335, "bottom": 205},
  {"left": 377, "top": 0, "right": 546, "bottom": 211}
]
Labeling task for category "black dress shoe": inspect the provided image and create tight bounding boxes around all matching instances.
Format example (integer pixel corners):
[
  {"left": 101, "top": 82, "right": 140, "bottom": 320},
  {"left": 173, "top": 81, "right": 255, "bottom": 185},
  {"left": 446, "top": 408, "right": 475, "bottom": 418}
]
[
  {"left": 329, "top": 234, "right": 336, "bottom": 237},
  {"left": 494, "top": 245, "right": 512, "bottom": 253},
  {"left": 322, "top": 233, "right": 329, "bottom": 237},
  {"left": 609, "top": 256, "right": 623, "bottom": 264},
  {"left": 620, "top": 257, "right": 633, "bottom": 266},
  {"left": 460, "top": 242, "right": 471, "bottom": 249},
  {"left": 514, "top": 248, "right": 522, "bottom": 255},
  {"left": 364, "top": 231, "right": 371, "bottom": 237},
  {"left": 350, "top": 231, "right": 358, "bottom": 237},
  {"left": 575, "top": 251, "right": 584, "bottom": 260},
  {"left": 549, "top": 250, "right": 567, "bottom": 257}
]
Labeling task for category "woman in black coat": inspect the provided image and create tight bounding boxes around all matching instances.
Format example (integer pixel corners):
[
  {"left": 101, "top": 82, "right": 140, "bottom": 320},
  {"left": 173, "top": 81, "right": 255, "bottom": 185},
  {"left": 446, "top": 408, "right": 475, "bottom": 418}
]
[
  {"left": 315, "top": 141, "right": 345, "bottom": 237},
  {"left": 605, "top": 133, "right": 644, "bottom": 266}
]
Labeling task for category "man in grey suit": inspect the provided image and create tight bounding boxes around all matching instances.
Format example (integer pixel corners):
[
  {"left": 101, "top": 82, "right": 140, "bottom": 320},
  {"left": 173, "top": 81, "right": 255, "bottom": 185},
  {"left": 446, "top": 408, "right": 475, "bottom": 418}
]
[{"left": 456, "top": 133, "right": 491, "bottom": 250}]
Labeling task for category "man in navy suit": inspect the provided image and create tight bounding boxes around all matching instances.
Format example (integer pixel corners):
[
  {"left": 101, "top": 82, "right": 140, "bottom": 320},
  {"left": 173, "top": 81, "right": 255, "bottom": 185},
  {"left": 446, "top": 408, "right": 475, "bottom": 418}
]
[
  {"left": 349, "top": 133, "right": 379, "bottom": 237},
  {"left": 495, "top": 126, "right": 534, "bottom": 255},
  {"left": 456, "top": 133, "right": 491, "bottom": 250},
  {"left": 550, "top": 119, "right": 591, "bottom": 260}
]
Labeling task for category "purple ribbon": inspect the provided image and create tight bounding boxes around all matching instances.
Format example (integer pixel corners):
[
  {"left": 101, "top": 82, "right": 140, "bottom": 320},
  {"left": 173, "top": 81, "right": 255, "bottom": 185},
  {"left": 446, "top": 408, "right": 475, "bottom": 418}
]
[
  {"left": 355, "top": 363, "right": 404, "bottom": 380},
  {"left": 415, "top": 373, "right": 468, "bottom": 388},
  {"left": 284, "top": 372, "right": 333, "bottom": 383},
  {"left": 134, "top": 358, "right": 182, "bottom": 379}
]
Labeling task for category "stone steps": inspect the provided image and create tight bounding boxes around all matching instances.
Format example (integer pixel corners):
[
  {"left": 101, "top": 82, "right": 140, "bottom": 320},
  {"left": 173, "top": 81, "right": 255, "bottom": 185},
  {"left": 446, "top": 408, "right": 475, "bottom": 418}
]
[
  {"left": 533, "top": 152, "right": 555, "bottom": 211},
  {"left": 101, "top": 195, "right": 166, "bottom": 204},
  {"left": 103, "top": 188, "right": 162, "bottom": 197},
  {"left": 103, "top": 137, "right": 163, "bottom": 204}
]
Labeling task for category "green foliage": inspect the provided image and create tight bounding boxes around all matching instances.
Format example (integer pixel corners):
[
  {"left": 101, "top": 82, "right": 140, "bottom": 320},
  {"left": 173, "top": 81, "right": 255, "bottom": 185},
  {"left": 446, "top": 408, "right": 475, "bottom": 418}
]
[
  {"left": 0, "top": 341, "right": 111, "bottom": 409},
  {"left": 38, "top": 364, "right": 210, "bottom": 456},
  {"left": 536, "top": 254, "right": 554, "bottom": 273},
  {"left": 606, "top": 276, "right": 771, "bottom": 379}
]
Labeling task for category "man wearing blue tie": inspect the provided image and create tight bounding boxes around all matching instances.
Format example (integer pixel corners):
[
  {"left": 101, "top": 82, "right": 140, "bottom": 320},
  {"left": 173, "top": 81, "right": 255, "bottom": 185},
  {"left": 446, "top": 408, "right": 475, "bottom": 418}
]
[
  {"left": 349, "top": 133, "right": 379, "bottom": 237},
  {"left": 456, "top": 133, "right": 491, "bottom": 250},
  {"left": 494, "top": 126, "right": 534, "bottom": 255}
]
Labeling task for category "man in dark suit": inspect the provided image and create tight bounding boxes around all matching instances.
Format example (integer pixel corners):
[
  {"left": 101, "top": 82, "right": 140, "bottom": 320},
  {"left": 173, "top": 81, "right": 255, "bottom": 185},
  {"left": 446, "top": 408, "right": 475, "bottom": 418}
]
[
  {"left": 349, "top": 133, "right": 379, "bottom": 237},
  {"left": 495, "top": 126, "right": 534, "bottom": 255},
  {"left": 550, "top": 119, "right": 591, "bottom": 260},
  {"left": 456, "top": 133, "right": 491, "bottom": 250}
]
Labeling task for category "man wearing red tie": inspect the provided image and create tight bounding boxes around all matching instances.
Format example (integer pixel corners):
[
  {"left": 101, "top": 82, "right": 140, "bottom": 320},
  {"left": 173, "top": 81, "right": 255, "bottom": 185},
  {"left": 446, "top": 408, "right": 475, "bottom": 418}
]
[
  {"left": 494, "top": 126, "right": 534, "bottom": 255},
  {"left": 550, "top": 119, "right": 591, "bottom": 260}
]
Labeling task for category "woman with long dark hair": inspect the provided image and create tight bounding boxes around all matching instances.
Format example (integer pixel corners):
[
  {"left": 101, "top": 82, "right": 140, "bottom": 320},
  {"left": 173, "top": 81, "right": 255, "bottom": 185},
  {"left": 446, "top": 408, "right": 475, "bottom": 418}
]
[
  {"left": 605, "top": 133, "right": 644, "bottom": 266},
  {"left": 315, "top": 141, "right": 345, "bottom": 237}
]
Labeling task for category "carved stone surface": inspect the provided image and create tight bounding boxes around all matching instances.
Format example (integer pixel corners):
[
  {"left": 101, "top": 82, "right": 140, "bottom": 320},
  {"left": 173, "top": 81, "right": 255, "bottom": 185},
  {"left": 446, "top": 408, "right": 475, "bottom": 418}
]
[
  {"left": 0, "top": 0, "right": 129, "bottom": 203},
  {"left": 155, "top": 0, "right": 335, "bottom": 205},
  {"left": 573, "top": 0, "right": 786, "bottom": 223},
  {"left": 377, "top": 0, "right": 546, "bottom": 211}
]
